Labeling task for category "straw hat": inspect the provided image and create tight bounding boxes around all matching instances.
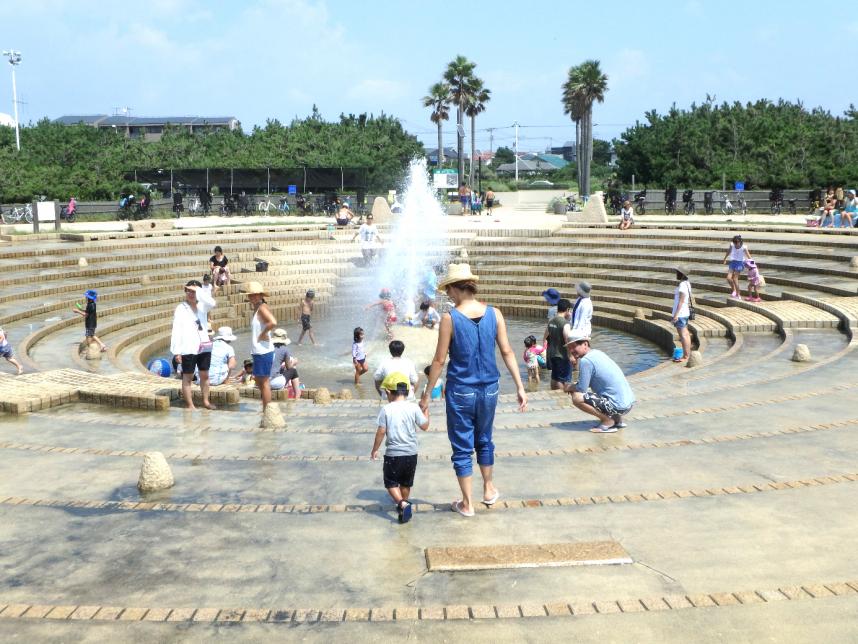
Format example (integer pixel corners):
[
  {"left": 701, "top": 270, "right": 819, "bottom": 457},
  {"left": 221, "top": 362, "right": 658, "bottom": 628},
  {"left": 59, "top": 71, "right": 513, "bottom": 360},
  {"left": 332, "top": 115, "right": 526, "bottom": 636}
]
[
  {"left": 673, "top": 265, "right": 690, "bottom": 278},
  {"left": 241, "top": 281, "right": 268, "bottom": 297},
  {"left": 272, "top": 327, "right": 291, "bottom": 345},
  {"left": 437, "top": 263, "right": 479, "bottom": 291}
]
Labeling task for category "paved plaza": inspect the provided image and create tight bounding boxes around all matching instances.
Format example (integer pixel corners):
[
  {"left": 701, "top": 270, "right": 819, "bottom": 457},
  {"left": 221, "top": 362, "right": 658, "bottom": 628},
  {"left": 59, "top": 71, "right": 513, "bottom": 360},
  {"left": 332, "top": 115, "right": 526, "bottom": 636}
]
[{"left": 1, "top": 206, "right": 857, "bottom": 642}]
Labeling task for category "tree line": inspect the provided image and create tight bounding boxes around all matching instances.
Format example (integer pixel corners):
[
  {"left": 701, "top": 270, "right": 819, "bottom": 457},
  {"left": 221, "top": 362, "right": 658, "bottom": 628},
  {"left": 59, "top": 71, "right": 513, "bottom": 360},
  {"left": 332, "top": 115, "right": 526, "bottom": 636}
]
[
  {"left": 0, "top": 108, "right": 424, "bottom": 202},
  {"left": 614, "top": 98, "right": 858, "bottom": 189}
]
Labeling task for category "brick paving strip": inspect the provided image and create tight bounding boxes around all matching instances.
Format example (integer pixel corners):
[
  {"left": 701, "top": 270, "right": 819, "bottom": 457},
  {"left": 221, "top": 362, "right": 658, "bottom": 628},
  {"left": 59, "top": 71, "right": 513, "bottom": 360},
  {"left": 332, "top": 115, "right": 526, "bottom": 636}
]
[
  {"left": 1, "top": 472, "right": 855, "bottom": 516},
  {"left": 0, "top": 581, "right": 856, "bottom": 624},
  {"left": 5, "top": 418, "right": 858, "bottom": 462}
]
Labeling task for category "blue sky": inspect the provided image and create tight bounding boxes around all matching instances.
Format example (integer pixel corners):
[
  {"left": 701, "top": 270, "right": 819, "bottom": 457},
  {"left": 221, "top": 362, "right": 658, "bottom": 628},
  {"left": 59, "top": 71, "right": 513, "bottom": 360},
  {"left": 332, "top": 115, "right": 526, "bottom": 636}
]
[{"left": 1, "top": 0, "right": 854, "bottom": 154}]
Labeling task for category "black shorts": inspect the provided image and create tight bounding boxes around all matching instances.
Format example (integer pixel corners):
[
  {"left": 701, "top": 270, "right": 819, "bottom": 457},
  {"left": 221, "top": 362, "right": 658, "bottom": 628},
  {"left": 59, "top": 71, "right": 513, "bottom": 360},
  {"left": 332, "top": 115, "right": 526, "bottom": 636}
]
[
  {"left": 181, "top": 352, "right": 212, "bottom": 374},
  {"left": 85, "top": 327, "right": 97, "bottom": 337},
  {"left": 550, "top": 356, "right": 572, "bottom": 383},
  {"left": 281, "top": 367, "right": 299, "bottom": 381},
  {"left": 582, "top": 391, "right": 632, "bottom": 417},
  {"left": 383, "top": 454, "right": 418, "bottom": 488},
  {"left": 301, "top": 314, "right": 312, "bottom": 331}
]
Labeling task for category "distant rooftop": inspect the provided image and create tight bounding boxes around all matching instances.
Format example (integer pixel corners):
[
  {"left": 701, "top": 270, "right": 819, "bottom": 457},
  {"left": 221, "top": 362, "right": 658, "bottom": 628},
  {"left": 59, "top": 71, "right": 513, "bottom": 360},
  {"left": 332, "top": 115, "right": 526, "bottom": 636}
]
[{"left": 54, "top": 114, "right": 239, "bottom": 127}]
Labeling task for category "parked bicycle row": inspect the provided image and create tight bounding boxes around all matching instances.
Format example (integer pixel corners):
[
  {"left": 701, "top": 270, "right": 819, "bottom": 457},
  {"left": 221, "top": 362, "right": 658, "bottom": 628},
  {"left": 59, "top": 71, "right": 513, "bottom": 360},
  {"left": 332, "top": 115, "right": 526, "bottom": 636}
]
[{"left": 604, "top": 187, "right": 848, "bottom": 216}]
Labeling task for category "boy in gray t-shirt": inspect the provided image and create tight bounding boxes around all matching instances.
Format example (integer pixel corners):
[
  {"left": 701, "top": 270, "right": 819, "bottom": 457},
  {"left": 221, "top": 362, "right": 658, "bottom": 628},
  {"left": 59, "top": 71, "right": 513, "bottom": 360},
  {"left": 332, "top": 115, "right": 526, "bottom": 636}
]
[{"left": 371, "top": 372, "right": 430, "bottom": 523}]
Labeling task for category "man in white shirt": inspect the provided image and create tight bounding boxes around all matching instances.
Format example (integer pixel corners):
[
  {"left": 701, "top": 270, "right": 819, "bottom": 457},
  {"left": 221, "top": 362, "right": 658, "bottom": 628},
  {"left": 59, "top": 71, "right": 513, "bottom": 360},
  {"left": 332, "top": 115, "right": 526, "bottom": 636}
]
[
  {"left": 352, "top": 214, "right": 382, "bottom": 264},
  {"left": 374, "top": 340, "right": 419, "bottom": 400}
]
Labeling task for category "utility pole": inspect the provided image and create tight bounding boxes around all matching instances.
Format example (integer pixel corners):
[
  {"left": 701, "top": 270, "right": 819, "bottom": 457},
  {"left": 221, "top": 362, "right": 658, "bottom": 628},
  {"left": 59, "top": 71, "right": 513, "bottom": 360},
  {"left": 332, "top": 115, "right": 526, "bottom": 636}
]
[
  {"left": 486, "top": 127, "right": 495, "bottom": 156},
  {"left": 3, "top": 50, "right": 22, "bottom": 151},
  {"left": 513, "top": 121, "right": 519, "bottom": 183}
]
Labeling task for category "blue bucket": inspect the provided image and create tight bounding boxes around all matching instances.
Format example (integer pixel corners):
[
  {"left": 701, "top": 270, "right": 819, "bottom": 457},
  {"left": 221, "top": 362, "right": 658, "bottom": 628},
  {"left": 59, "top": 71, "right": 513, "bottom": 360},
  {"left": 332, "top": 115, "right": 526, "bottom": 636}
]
[{"left": 672, "top": 347, "right": 684, "bottom": 360}]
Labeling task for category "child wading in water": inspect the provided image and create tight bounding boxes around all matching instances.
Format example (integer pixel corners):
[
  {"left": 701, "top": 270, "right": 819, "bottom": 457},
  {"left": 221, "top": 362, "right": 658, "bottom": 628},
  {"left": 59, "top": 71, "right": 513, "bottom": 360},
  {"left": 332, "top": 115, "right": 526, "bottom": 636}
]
[
  {"left": 297, "top": 289, "right": 316, "bottom": 345},
  {"left": 73, "top": 289, "right": 107, "bottom": 352},
  {"left": 352, "top": 327, "right": 369, "bottom": 384},
  {"left": 744, "top": 259, "right": 764, "bottom": 302},
  {"left": 370, "top": 372, "right": 430, "bottom": 524},
  {"left": 366, "top": 288, "right": 397, "bottom": 339},
  {"left": 722, "top": 235, "right": 752, "bottom": 299},
  {"left": 523, "top": 335, "right": 547, "bottom": 385},
  {"left": 0, "top": 326, "right": 24, "bottom": 374}
]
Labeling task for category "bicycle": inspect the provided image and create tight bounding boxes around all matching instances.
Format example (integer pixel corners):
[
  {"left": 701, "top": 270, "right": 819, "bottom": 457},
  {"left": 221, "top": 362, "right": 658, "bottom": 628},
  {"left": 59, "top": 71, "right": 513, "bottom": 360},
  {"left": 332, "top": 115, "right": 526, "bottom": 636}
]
[
  {"left": 664, "top": 187, "right": 677, "bottom": 215},
  {"left": 703, "top": 191, "right": 714, "bottom": 215},
  {"left": 682, "top": 189, "right": 695, "bottom": 215},
  {"left": 2, "top": 203, "right": 33, "bottom": 224},
  {"left": 633, "top": 189, "right": 647, "bottom": 216},
  {"left": 787, "top": 197, "right": 797, "bottom": 215},
  {"left": 257, "top": 195, "right": 290, "bottom": 213},
  {"left": 188, "top": 196, "right": 201, "bottom": 215},
  {"left": 735, "top": 192, "right": 748, "bottom": 215},
  {"left": 769, "top": 189, "right": 783, "bottom": 215},
  {"left": 808, "top": 189, "right": 821, "bottom": 215},
  {"left": 719, "top": 192, "right": 734, "bottom": 215}
]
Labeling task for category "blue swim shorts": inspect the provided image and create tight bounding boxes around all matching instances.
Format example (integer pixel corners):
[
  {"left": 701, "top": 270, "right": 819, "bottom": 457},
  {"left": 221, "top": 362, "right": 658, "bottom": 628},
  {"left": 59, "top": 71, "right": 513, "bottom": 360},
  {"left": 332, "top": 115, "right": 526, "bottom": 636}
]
[{"left": 252, "top": 351, "right": 275, "bottom": 377}]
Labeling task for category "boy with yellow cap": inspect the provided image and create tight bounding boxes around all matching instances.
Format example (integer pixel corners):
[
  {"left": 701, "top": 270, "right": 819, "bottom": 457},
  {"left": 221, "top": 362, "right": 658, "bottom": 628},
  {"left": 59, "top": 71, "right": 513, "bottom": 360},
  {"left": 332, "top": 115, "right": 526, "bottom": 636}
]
[{"left": 370, "top": 372, "right": 430, "bottom": 523}]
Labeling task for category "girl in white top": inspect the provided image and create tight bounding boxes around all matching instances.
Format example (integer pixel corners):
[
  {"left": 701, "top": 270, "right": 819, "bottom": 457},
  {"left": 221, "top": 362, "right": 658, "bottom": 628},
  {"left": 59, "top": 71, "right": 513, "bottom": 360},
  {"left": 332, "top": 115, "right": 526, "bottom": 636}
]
[
  {"left": 244, "top": 282, "right": 277, "bottom": 411},
  {"left": 567, "top": 282, "right": 593, "bottom": 338},
  {"left": 619, "top": 200, "right": 634, "bottom": 230},
  {"left": 170, "top": 280, "right": 217, "bottom": 410},
  {"left": 722, "top": 235, "right": 752, "bottom": 299},
  {"left": 671, "top": 267, "right": 692, "bottom": 362}
]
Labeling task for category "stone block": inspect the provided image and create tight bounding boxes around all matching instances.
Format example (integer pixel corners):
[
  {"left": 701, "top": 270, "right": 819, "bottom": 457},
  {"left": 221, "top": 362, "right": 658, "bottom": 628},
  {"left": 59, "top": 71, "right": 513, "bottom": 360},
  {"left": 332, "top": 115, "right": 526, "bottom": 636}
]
[
  {"left": 78, "top": 257, "right": 88, "bottom": 267},
  {"left": 260, "top": 403, "right": 286, "bottom": 428},
  {"left": 337, "top": 388, "right": 353, "bottom": 400},
  {"left": 686, "top": 350, "right": 703, "bottom": 368},
  {"left": 792, "top": 344, "right": 811, "bottom": 362},
  {"left": 313, "top": 387, "right": 332, "bottom": 405},
  {"left": 137, "top": 452, "right": 174, "bottom": 493},
  {"left": 371, "top": 197, "right": 393, "bottom": 223},
  {"left": 129, "top": 219, "right": 174, "bottom": 232}
]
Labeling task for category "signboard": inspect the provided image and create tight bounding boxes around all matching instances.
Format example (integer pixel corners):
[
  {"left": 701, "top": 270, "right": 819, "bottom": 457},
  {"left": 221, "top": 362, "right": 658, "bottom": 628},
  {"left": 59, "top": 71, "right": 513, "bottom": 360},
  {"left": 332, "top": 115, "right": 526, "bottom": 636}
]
[
  {"left": 287, "top": 184, "right": 297, "bottom": 195},
  {"left": 734, "top": 181, "right": 745, "bottom": 191},
  {"left": 433, "top": 169, "right": 458, "bottom": 190},
  {"left": 36, "top": 201, "right": 57, "bottom": 222}
]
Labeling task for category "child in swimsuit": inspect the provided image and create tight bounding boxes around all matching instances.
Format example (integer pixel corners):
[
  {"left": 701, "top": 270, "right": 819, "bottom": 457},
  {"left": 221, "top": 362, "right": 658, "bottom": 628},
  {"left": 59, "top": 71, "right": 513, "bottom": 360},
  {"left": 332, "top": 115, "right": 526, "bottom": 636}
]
[
  {"left": 523, "top": 335, "right": 546, "bottom": 384},
  {"left": 744, "top": 259, "right": 764, "bottom": 302},
  {"left": 352, "top": 327, "right": 369, "bottom": 384},
  {"left": 366, "top": 288, "right": 397, "bottom": 339}
]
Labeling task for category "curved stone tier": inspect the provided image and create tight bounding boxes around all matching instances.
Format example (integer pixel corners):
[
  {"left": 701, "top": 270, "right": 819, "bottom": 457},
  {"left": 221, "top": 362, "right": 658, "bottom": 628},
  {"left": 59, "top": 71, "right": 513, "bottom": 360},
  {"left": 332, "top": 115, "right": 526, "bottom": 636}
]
[{"left": 0, "top": 220, "right": 857, "bottom": 640}]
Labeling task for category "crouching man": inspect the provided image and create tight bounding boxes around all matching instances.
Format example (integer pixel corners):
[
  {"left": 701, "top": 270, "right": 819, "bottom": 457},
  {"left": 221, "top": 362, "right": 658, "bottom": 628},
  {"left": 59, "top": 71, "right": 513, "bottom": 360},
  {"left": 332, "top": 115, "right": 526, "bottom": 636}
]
[{"left": 564, "top": 332, "right": 635, "bottom": 434}]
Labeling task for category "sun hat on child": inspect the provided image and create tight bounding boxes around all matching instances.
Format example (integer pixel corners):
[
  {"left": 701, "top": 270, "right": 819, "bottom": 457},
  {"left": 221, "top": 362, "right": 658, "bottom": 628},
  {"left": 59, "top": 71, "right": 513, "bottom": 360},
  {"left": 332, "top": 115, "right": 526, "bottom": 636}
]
[
  {"left": 241, "top": 281, "right": 268, "bottom": 297},
  {"left": 541, "top": 287, "right": 561, "bottom": 305},
  {"left": 84, "top": 289, "right": 97, "bottom": 300},
  {"left": 381, "top": 372, "right": 410, "bottom": 392},
  {"left": 272, "top": 327, "right": 291, "bottom": 344},
  {"left": 215, "top": 326, "right": 237, "bottom": 342},
  {"left": 437, "top": 263, "right": 479, "bottom": 291}
]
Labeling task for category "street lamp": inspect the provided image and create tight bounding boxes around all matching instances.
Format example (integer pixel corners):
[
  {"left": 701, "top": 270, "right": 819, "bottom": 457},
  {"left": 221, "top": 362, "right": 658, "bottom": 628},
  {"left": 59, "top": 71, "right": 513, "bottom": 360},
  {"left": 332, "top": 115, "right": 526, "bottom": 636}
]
[{"left": 2, "top": 49, "right": 22, "bottom": 151}]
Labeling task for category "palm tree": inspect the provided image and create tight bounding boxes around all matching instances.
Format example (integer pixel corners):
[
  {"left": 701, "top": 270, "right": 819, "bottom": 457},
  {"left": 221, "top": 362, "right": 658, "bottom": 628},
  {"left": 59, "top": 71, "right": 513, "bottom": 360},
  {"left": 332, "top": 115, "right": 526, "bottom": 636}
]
[
  {"left": 562, "top": 77, "right": 584, "bottom": 190},
  {"left": 422, "top": 82, "right": 451, "bottom": 166},
  {"left": 443, "top": 55, "right": 476, "bottom": 183},
  {"left": 464, "top": 78, "right": 490, "bottom": 187},
  {"left": 562, "top": 60, "right": 608, "bottom": 198}
]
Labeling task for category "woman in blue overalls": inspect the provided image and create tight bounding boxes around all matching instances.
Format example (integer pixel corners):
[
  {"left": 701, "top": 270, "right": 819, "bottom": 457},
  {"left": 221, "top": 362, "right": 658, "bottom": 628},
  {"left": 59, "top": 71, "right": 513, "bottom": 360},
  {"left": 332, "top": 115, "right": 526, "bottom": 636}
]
[{"left": 420, "top": 263, "right": 528, "bottom": 517}]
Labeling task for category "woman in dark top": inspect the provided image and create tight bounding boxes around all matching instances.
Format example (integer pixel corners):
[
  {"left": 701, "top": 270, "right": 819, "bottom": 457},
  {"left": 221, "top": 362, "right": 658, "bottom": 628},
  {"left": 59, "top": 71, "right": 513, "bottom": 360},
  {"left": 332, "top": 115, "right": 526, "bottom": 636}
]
[
  {"left": 421, "top": 263, "right": 527, "bottom": 517},
  {"left": 209, "top": 245, "right": 230, "bottom": 291}
]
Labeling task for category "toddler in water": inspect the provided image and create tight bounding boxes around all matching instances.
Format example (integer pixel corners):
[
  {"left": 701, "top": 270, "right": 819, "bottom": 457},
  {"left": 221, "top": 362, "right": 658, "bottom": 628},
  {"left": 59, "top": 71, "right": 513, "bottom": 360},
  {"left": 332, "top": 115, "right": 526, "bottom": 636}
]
[
  {"left": 366, "top": 288, "right": 397, "bottom": 339},
  {"left": 523, "top": 335, "right": 546, "bottom": 384},
  {"left": 744, "top": 259, "right": 764, "bottom": 302},
  {"left": 352, "top": 327, "right": 369, "bottom": 384},
  {"left": 423, "top": 364, "right": 445, "bottom": 400}
]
